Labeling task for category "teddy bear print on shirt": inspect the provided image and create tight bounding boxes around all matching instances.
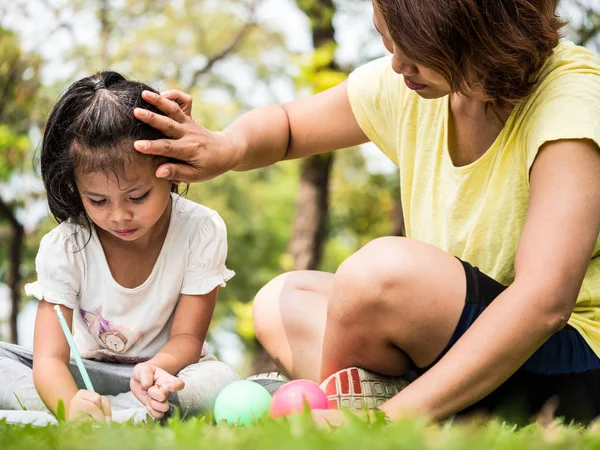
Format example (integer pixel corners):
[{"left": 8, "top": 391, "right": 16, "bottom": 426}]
[{"left": 79, "top": 306, "right": 145, "bottom": 362}]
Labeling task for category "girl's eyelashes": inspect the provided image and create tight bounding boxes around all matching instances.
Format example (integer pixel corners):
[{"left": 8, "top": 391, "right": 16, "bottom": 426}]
[
  {"left": 130, "top": 190, "right": 151, "bottom": 203},
  {"left": 85, "top": 190, "right": 151, "bottom": 206},
  {"left": 88, "top": 198, "right": 106, "bottom": 206}
]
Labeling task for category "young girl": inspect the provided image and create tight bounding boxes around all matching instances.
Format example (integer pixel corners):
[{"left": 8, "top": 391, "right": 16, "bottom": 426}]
[{"left": 0, "top": 71, "right": 239, "bottom": 422}]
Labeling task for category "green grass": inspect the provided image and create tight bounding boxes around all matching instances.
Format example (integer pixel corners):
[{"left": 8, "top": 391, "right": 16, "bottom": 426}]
[{"left": 3, "top": 414, "right": 600, "bottom": 450}]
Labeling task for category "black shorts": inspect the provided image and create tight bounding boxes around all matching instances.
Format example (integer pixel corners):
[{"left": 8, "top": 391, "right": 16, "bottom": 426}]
[{"left": 421, "top": 259, "right": 600, "bottom": 424}]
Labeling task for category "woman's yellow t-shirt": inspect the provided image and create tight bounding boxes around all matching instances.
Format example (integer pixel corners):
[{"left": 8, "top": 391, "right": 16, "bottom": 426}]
[{"left": 347, "top": 42, "right": 600, "bottom": 357}]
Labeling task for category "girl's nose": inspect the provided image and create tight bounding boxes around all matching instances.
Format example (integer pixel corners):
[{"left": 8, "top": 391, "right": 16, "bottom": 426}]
[{"left": 110, "top": 207, "right": 133, "bottom": 223}]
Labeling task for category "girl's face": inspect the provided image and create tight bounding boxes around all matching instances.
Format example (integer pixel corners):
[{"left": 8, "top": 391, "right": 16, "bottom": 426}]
[
  {"left": 372, "top": 1, "right": 452, "bottom": 99},
  {"left": 75, "top": 157, "right": 172, "bottom": 243}
]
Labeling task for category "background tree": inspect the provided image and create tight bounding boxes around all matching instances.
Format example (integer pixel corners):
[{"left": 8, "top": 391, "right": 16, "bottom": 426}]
[
  {"left": 565, "top": 0, "right": 600, "bottom": 50},
  {"left": 0, "top": 27, "right": 44, "bottom": 343},
  {"left": 284, "top": 0, "right": 345, "bottom": 272}
]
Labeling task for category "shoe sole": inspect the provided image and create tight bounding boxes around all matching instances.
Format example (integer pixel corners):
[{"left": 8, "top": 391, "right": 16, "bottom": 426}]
[
  {"left": 320, "top": 367, "right": 410, "bottom": 411},
  {"left": 246, "top": 372, "right": 289, "bottom": 382}
]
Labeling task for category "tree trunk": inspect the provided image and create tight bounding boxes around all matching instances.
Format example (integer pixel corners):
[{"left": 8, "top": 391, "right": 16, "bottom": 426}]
[
  {"left": 572, "top": 3, "right": 600, "bottom": 47},
  {"left": 98, "top": 0, "right": 112, "bottom": 68},
  {"left": 286, "top": 0, "right": 338, "bottom": 272},
  {"left": 0, "top": 198, "right": 24, "bottom": 344},
  {"left": 287, "top": 154, "right": 333, "bottom": 270},
  {"left": 252, "top": 0, "right": 339, "bottom": 374}
]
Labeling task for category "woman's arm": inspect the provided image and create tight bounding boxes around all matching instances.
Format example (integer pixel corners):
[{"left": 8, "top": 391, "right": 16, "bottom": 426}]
[
  {"left": 146, "top": 288, "right": 218, "bottom": 374},
  {"left": 133, "top": 81, "right": 369, "bottom": 183},
  {"left": 230, "top": 80, "right": 370, "bottom": 167},
  {"left": 381, "top": 138, "right": 600, "bottom": 420}
]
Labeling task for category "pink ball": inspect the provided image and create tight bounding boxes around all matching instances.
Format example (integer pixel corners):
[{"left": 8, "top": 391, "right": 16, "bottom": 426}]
[{"left": 270, "top": 379, "right": 329, "bottom": 417}]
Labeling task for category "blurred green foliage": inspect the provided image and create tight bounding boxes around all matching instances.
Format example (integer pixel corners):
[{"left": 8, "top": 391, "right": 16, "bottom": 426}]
[{"left": 0, "top": 28, "right": 46, "bottom": 335}]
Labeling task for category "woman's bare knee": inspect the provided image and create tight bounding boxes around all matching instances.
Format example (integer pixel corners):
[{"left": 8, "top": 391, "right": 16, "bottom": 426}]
[
  {"left": 252, "top": 271, "right": 331, "bottom": 380},
  {"left": 252, "top": 273, "right": 289, "bottom": 345},
  {"left": 332, "top": 237, "right": 460, "bottom": 315},
  {"left": 327, "top": 237, "right": 466, "bottom": 367},
  {"left": 330, "top": 237, "right": 417, "bottom": 318}
]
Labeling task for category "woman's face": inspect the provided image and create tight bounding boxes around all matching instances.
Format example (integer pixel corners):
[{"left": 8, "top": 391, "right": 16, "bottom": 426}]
[{"left": 372, "top": 1, "right": 452, "bottom": 99}]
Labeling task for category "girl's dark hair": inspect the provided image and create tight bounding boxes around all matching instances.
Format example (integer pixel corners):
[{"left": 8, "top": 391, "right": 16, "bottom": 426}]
[
  {"left": 376, "top": 0, "right": 566, "bottom": 109},
  {"left": 41, "top": 71, "right": 179, "bottom": 225}
]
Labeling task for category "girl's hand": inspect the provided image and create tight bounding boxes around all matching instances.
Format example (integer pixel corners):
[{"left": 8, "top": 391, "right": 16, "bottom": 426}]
[
  {"left": 133, "top": 90, "right": 241, "bottom": 184},
  {"left": 130, "top": 363, "right": 185, "bottom": 419},
  {"left": 68, "top": 389, "right": 112, "bottom": 423}
]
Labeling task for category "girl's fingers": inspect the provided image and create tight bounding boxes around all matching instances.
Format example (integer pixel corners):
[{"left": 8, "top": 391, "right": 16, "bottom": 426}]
[
  {"left": 131, "top": 364, "right": 154, "bottom": 392},
  {"left": 79, "top": 390, "right": 103, "bottom": 406},
  {"left": 149, "top": 398, "right": 171, "bottom": 413},
  {"left": 101, "top": 396, "right": 112, "bottom": 423},
  {"left": 81, "top": 400, "right": 107, "bottom": 422},
  {"left": 133, "top": 108, "right": 185, "bottom": 139},
  {"left": 139, "top": 367, "right": 154, "bottom": 392},
  {"left": 141, "top": 90, "right": 189, "bottom": 123},
  {"left": 164, "top": 378, "right": 185, "bottom": 393},
  {"left": 146, "top": 403, "right": 166, "bottom": 419},
  {"left": 70, "top": 391, "right": 111, "bottom": 423},
  {"left": 148, "top": 385, "right": 169, "bottom": 402}
]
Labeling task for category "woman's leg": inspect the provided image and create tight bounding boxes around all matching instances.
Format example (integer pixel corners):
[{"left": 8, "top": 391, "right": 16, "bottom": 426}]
[
  {"left": 253, "top": 270, "right": 332, "bottom": 382},
  {"left": 253, "top": 237, "right": 467, "bottom": 382},
  {"left": 321, "top": 237, "right": 467, "bottom": 379}
]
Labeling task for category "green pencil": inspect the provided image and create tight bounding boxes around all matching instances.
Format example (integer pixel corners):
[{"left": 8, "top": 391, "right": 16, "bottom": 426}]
[{"left": 53, "top": 305, "right": 95, "bottom": 392}]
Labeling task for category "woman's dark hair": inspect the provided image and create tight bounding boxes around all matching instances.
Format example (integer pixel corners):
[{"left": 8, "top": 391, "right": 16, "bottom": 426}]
[
  {"left": 375, "top": 0, "right": 566, "bottom": 109},
  {"left": 41, "top": 71, "right": 179, "bottom": 225}
]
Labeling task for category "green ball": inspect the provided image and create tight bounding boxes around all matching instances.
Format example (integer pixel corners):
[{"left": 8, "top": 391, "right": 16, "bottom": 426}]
[{"left": 214, "top": 380, "right": 272, "bottom": 426}]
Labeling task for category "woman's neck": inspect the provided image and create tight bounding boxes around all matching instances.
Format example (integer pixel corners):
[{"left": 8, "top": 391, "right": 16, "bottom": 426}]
[
  {"left": 447, "top": 93, "right": 514, "bottom": 167},
  {"left": 450, "top": 93, "right": 512, "bottom": 125}
]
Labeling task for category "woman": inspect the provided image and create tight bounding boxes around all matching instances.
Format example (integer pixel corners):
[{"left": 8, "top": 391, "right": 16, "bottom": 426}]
[{"left": 132, "top": 0, "right": 600, "bottom": 424}]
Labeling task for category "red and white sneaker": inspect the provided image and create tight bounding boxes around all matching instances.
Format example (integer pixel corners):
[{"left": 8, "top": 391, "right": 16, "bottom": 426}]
[{"left": 320, "top": 367, "right": 410, "bottom": 411}]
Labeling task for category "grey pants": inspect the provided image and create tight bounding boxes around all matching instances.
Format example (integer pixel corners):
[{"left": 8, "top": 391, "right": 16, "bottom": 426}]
[{"left": 0, "top": 342, "right": 239, "bottom": 418}]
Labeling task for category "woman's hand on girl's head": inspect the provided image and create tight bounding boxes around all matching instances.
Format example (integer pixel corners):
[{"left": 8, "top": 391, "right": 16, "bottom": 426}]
[
  {"left": 133, "top": 90, "right": 241, "bottom": 184},
  {"left": 68, "top": 389, "right": 112, "bottom": 423}
]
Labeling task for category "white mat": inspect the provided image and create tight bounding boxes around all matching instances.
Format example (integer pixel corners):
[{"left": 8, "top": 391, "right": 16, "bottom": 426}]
[{"left": 0, "top": 408, "right": 150, "bottom": 426}]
